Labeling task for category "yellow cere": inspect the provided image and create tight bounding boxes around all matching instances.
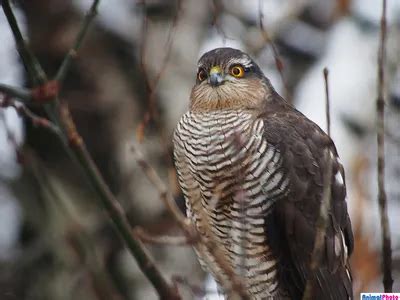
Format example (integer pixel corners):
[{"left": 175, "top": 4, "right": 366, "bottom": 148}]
[{"left": 209, "top": 66, "right": 222, "bottom": 75}]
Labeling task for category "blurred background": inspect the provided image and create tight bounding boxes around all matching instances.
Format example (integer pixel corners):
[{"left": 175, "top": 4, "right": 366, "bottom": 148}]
[{"left": 0, "top": 0, "right": 399, "bottom": 299}]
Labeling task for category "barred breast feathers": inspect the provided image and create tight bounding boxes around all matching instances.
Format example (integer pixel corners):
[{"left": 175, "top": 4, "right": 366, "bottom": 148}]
[{"left": 173, "top": 109, "right": 290, "bottom": 298}]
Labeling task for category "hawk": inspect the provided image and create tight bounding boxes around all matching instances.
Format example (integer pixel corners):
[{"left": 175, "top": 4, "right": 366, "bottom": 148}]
[{"left": 173, "top": 48, "right": 354, "bottom": 299}]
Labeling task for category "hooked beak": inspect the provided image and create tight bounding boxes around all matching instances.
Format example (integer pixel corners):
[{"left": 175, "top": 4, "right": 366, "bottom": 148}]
[{"left": 209, "top": 66, "right": 224, "bottom": 87}]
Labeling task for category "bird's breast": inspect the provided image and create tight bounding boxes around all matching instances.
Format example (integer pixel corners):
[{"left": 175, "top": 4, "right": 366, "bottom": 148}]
[
  {"left": 174, "top": 109, "right": 289, "bottom": 297},
  {"left": 175, "top": 110, "right": 286, "bottom": 208}
]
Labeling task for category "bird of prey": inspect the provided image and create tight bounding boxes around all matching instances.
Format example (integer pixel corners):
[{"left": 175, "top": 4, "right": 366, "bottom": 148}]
[{"left": 173, "top": 48, "right": 354, "bottom": 299}]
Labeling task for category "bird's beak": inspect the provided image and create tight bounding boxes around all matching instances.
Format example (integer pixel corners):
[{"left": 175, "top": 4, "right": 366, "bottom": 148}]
[{"left": 209, "top": 66, "right": 224, "bottom": 87}]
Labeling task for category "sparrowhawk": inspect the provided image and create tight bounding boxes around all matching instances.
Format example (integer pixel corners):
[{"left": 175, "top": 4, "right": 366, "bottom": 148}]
[{"left": 173, "top": 48, "right": 354, "bottom": 299}]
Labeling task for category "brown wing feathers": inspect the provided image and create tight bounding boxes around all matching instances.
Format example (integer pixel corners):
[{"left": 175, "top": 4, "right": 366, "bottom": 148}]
[{"left": 262, "top": 93, "right": 354, "bottom": 299}]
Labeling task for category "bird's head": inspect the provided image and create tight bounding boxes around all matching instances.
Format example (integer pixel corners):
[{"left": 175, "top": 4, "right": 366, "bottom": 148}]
[{"left": 190, "top": 47, "right": 271, "bottom": 112}]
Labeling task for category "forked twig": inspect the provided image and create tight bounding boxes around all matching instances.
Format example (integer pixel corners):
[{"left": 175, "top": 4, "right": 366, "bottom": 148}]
[{"left": 56, "top": 0, "right": 100, "bottom": 83}]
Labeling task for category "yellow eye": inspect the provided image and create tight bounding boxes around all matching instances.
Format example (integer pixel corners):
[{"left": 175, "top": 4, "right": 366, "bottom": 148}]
[
  {"left": 197, "top": 68, "right": 207, "bottom": 82},
  {"left": 230, "top": 65, "right": 245, "bottom": 78}
]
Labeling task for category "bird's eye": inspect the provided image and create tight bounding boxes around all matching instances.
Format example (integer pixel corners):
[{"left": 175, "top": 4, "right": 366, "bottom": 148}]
[
  {"left": 230, "top": 65, "right": 245, "bottom": 78},
  {"left": 197, "top": 68, "right": 207, "bottom": 82}
]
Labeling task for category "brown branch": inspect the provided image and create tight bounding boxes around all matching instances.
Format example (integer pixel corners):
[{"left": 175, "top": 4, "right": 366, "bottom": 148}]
[
  {"left": 1, "top": 1, "right": 183, "bottom": 298},
  {"left": 303, "top": 68, "right": 333, "bottom": 299},
  {"left": 137, "top": 0, "right": 182, "bottom": 142},
  {"left": 0, "top": 96, "right": 61, "bottom": 136},
  {"left": 172, "top": 275, "right": 220, "bottom": 298},
  {"left": 0, "top": 83, "right": 32, "bottom": 103},
  {"left": 258, "top": 0, "right": 290, "bottom": 100},
  {"left": 134, "top": 227, "right": 194, "bottom": 246},
  {"left": 376, "top": 0, "right": 393, "bottom": 292},
  {"left": 55, "top": 0, "right": 100, "bottom": 83},
  {"left": 323, "top": 68, "right": 331, "bottom": 137},
  {"left": 132, "top": 145, "right": 250, "bottom": 299},
  {"left": 59, "top": 105, "right": 181, "bottom": 300},
  {"left": 211, "top": 0, "right": 230, "bottom": 41},
  {"left": 1, "top": 0, "right": 47, "bottom": 84},
  {"left": 26, "top": 152, "right": 124, "bottom": 300}
]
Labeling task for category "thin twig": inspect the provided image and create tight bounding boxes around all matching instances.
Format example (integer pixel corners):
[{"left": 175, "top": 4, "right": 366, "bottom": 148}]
[
  {"left": 55, "top": 0, "right": 100, "bottom": 83},
  {"left": 27, "top": 152, "right": 124, "bottom": 300},
  {"left": 134, "top": 227, "right": 193, "bottom": 246},
  {"left": 211, "top": 0, "right": 230, "bottom": 42},
  {"left": 138, "top": 0, "right": 153, "bottom": 117},
  {"left": 0, "top": 108, "right": 21, "bottom": 161},
  {"left": 151, "top": 0, "right": 182, "bottom": 90},
  {"left": 376, "top": 0, "right": 393, "bottom": 292},
  {"left": 0, "top": 96, "right": 61, "bottom": 136},
  {"left": 258, "top": 0, "right": 289, "bottom": 100},
  {"left": 0, "top": 83, "right": 32, "bottom": 103},
  {"left": 59, "top": 105, "right": 181, "bottom": 300},
  {"left": 1, "top": 0, "right": 47, "bottom": 84},
  {"left": 323, "top": 68, "right": 331, "bottom": 137},
  {"left": 131, "top": 146, "right": 196, "bottom": 234},
  {"left": 136, "top": 0, "right": 182, "bottom": 142},
  {"left": 172, "top": 276, "right": 220, "bottom": 298},
  {"left": 1, "top": 1, "right": 182, "bottom": 298},
  {"left": 303, "top": 68, "right": 333, "bottom": 299},
  {"left": 132, "top": 145, "right": 250, "bottom": 299}
]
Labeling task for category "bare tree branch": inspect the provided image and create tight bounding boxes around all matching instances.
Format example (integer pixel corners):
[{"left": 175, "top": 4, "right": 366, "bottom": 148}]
[
  {"left": 134, "top": 227, "right": 193, "bottom": 246},
  {"left": 0, "top": 96, "right": 61, "bottom": 136},
  {"left": 302, "top": 68, "right": 333, "bottom": 300},
  {"left": 258, "top": 0, "right": 289, "bottom": 100},
  {"left": 0, "top": 83, "right": 32, "bottom": 103},
  {"left": 55, "top": 0, "right": 100, "bottom": 83},
  {"left": 137, "top": 0, "right": 182, "bottom": 142},
  {"left": 1, "top": 1, "right": 182, "bottom": 298},
  {"left": 172, "top": 275, "right": 220, "bottom": 298},
  {"left": 376, "top": 0, "right": 393, "bottom": 292},
  {"left": 323, "top": 68, "right": 331, "bottom": 136},
  {"left": 132, "top": 145, "right": 250, "bottom": 299},
  {"left": 1, "top": 0, "right": 47, "bottom": 84}
]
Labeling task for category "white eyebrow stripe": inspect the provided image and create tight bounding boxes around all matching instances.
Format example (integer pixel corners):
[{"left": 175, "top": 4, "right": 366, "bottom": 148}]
[{"left": 228, "top": 56, "right": 253, "bottom": 68}]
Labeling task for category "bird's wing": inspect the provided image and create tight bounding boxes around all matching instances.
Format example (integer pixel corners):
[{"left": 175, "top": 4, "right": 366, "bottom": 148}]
[{"left": 261, "top": 94, "right": 354, "bottom": 300}]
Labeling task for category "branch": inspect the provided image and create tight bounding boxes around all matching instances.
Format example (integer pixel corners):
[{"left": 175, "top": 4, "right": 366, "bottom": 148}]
[
  {"left": 136, "top": 0, "right": 182, "bottom": 141},
  {"left": 26, "top": 152, "right": 124, "bottom": 300},
  {"left": 0, "top": 83, "right": 31, "bottom": 103},
  {"left": 132, "top": 146, "right": 250, "bottom": 299},
  {"left": 303, "top": 68, "right": 333, "bottom": 299},
  {"left": 376, "top": 0, "right": 393, "bottom": 292},
  {"left": 59, "top": 105, "right": 181, "bottom": 300},
  {"left": 323, "top": 68, "right": 331, "bottom": 137},
  {"left": 258, "top": 0, "right": 290, "bottom": 100},
  {"left": 134, "top": 227, "right": 194, "bottom": 246},
  {"left": 1, "top": 0, "right": 47, "bottom": 84},
  {"left": 131, "top": 146, "right": 195, "bottom": 234},
  {"left": 0, "top": 96, "right": 61, "bottom": 136},
  {"left": 55, "top": 0, "right": 100, "bottom": 83},
  {"left": 1, "top": 1, "right": 182, "bottom": 298},
  {"left": 211, "top": 0, "right": 230, "bottom": 41},
  {"left": 172, "top": 276, "right": 220, "bottom": 298}
]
